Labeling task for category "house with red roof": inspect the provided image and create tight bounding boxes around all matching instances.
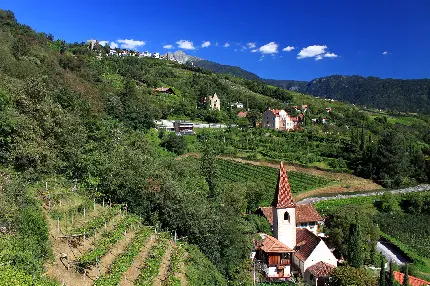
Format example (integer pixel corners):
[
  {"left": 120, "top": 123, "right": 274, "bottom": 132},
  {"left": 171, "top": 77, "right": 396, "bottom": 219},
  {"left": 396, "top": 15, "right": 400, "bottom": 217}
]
[
  {"left": 237, "top": 111, "right": 248, "bottom": 118},
  {"left": 262, "top": 108, "right": 300, "bottom": 131},
  {"left": 254, "top": 161, "right": 337, "bottom": 284},
  {"left": 394, "top": 271, "right": 429, "bottom": 286}
]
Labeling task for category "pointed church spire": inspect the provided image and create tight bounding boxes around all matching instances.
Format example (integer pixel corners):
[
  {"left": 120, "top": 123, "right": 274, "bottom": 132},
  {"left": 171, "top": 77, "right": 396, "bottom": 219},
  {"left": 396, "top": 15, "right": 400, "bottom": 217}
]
[{"left": 272, "top": 161, "right": 296, "bottom": 208}]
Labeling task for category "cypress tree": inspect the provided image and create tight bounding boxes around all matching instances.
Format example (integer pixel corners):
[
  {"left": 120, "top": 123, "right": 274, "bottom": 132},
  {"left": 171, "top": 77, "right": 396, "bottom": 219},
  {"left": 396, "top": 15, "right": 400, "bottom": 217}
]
[
  {"left": 379, "top": 257, "right": 386, "bottom": 286},
  {"left": 360, "top": 125, "right": 365, "bottom": 153},
  {"left": 403, "top": 264, "right": 409, "bottom": 286},
  {"left": 387, "top": 260, "right": 394, "bottom": 286},
  {"left": 347, "top": 221, "right": 363, "bottom": 267}
]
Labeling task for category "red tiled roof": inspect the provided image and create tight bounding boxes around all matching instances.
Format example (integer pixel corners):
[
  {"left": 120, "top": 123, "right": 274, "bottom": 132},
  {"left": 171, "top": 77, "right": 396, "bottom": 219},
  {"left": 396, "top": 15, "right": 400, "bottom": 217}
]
[
  {"left": 259, "top": 207, "right": 273, "bottom": 225},
  {"left": 237, "top": 111, "right": 248, "bottom": 118},
  {"left": 306, "top": 261, "right": 336, "bottom": 277},
  {"left": 272, "top": 161, "right": 296, "bottom": 208},
  {"left": 295, "top": 228, "right": 320, "bottom": 261},
  {"left": 394, "top": 271, "right": 429, "bottom": 286},
  {"left": 296, "top": 204, "right": 323, "bottom": 223},
  {"left": 258, "top": 233, "right": 294, "bottom": 253}
]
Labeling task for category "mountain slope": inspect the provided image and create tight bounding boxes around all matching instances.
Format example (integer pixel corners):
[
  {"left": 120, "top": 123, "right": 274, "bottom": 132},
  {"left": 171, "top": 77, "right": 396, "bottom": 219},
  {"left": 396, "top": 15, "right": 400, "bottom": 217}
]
[{"left": 192, "top": 59, "right": 261, "bottom": 81}]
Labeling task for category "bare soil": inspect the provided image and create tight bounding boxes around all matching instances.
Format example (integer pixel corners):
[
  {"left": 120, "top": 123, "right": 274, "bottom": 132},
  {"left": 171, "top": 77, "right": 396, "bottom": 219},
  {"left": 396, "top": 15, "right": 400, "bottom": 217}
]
[
  {"left": 119, "top": 234, "right": 156, "bottom": 286},
  {"left": 154, "top": 241, "right": 174, "bottom": 286},
  {"left": 44, "top": 210, "right": 123, "bottom": 286},
  {"left": 86, "top": 229, "right": 136, "bottom": 280}
]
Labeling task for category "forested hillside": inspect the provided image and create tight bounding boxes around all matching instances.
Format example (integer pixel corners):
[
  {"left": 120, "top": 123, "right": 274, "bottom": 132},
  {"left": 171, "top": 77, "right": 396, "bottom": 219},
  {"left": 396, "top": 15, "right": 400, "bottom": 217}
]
[
  {"left": 1, "top": 8, "right": 430, "bottom": 285},
  {"left": 192, "top": 59, "right": 261, "bottom": 81},
  {"left": 191, "top": 58, "right": 430, "bottom": 114},
  {"left": 0, "top": 9, "right": 268, "bottom": 285},
  {"left": 268, "top": 75, "right": 430, "bottom": 114}
]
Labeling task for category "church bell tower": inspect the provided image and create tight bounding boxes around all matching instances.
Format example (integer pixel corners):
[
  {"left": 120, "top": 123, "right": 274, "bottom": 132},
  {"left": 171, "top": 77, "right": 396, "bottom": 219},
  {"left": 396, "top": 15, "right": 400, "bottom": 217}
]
[{"left": 272, "top": 161, "right": 296, "bottom": 249}]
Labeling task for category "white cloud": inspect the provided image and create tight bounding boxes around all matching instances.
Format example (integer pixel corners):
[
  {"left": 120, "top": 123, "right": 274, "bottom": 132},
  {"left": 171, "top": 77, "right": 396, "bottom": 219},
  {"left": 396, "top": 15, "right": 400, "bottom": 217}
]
[
  {"left": 176, "top": 40, "right": 195, "bottom": 50},
  {"left": 315, "top": 55, "right": 323, "bottom": 61},
  {"left": 163, "top": 44, "right": 174, "bottom": 49},
  {"left": 201, "top": 41, "right": 211, "bottom": 48},
  {"left": 117, "top": 39, "right": 146, "bottom": 49},
  {"left": 324, "top": 52, "right": 338, "bottom": 58},
  {"left": 282, "top": 46, "right": 295, "bottom": 52},
  {"left": 215, "top": 42, "right": 219, "bottom": 46},
  {"left": 99, "top": 40, "right": 109, "bottom": 46},
  {"left": 247, "top": 42, "right": 256, "bottom": 49},
  {"left": 251, "top": 49, "right": 258, "bottom": 52},
  {"left": 383, "top": 51, "right": 388, "bottom": 55},
  {"left": 223, "top": 42, "right": 230, "bottom": 47},
  {"left": 256, "top": 42, "right": 278, "bottom": 54},
  {"left": 297, "top": 45, "right": 327, "bottom": 59},
  {"left": 110, "top": 42, "right": 118, "bottom": 49}
]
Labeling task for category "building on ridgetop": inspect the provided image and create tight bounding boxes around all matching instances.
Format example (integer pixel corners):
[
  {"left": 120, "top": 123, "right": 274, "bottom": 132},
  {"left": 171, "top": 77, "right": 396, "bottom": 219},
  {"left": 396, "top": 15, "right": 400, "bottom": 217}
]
[
  {"left": 254, "top": 161, "right": 337, "bottom": 284},
  {"left": 209, "top": 93, "right": 221, "bottom": 111},
  {"left": 262, "top": 109, "right": 299, "bottom": 131}
]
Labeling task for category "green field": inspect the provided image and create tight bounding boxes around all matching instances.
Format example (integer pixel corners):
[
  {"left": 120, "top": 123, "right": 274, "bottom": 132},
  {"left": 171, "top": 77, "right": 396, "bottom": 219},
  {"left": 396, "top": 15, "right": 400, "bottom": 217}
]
[{"left": 216, "top": 159, "right": 334, "bottom": 205}]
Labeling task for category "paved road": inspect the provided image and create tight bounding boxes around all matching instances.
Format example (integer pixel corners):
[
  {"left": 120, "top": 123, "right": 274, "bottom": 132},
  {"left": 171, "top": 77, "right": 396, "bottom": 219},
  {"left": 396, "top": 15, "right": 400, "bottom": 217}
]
[
  {"left": 376, "top": 241, "right": 412, "bottom": 266},
  {"left": 296, "top": 184, "right": 430, "bottom": 205}
]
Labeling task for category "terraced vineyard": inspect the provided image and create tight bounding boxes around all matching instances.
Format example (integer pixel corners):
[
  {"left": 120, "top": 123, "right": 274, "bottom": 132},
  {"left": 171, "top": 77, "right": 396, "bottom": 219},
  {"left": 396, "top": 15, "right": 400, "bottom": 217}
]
[
  {"left": 216, "top": 159, "right": 334, "bottom": 201},
  {"left": 41, "top": 187, "right": 193, "bottom": 286}
]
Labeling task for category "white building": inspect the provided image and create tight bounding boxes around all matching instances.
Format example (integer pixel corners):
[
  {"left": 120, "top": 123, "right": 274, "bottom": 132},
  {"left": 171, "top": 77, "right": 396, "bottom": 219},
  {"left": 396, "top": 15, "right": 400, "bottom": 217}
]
[
  {"left": 230, "top": 102, "right": 244, "bottom": 109},
  {"left": 152, "top": 52, "right": 160, "bottom": 59},
  {"left": 209, "top": 93, "right": 221, "bottom": 111},
  {"left": 262, "top": 109, "right": 297, "bottom": 131},
  {"left": 140, "top": 51, "right": 152, "bottom": 57}
]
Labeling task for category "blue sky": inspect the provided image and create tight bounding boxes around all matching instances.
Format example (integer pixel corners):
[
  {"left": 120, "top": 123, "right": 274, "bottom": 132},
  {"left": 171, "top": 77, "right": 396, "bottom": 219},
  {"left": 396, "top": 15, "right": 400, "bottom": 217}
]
[{"left": 2, "top": 0, "right": 430, "bottom": 80}]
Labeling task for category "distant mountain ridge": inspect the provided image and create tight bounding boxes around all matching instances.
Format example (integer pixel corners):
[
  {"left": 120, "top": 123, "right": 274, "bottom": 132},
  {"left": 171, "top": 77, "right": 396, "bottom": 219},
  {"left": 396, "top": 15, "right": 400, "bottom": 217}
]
[{"left": 179, "top": 51, "right": 430, "bottom": 114}]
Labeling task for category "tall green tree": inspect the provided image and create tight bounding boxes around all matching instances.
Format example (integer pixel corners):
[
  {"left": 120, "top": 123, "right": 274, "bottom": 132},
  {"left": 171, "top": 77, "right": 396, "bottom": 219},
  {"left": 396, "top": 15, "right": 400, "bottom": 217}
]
[
  {"left": 379, "top": 258, "right": 386, "bottom": 286},
  {"left": 403, "top": 264, "right": 409, "bottom": 286},
  {"left": 201, "top": 140, "right": 217, "bottom": 198},
  {"left": 347, "top": 221, "right": 364, "bottom": 267},
  {"left": 374, "top": 130, "right": 409, "bottom": 187},
  {"left": 387, "top": 261, "right": 395, "bottom": 286}
]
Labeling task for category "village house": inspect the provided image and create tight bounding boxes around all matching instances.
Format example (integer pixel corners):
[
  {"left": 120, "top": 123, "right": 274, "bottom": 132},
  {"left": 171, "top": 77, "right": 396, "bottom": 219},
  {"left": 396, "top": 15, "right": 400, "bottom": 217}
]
[
  {"left": 140, "top": 51, "right": 152, "bottom": 57},
  {"left": 173, "top": 121, "right": 194, "bottom": 135},
  {"left": 237, "top": 111, "right": 248, "bottom": 118},
  {"left": 262, "top": 109, "right": 299, "bottom": 131},
  {"left": 230, "top": 102, "right": 244, "bottom": 109},
  {"left": 153, "top": 87, "right": 175, "bottom": 96},
  {"left": 209, "top": 93, "right": 221, "bottom": 111},
  {"left": 254, "top": 161, "right": 337, "bottom": 284}
]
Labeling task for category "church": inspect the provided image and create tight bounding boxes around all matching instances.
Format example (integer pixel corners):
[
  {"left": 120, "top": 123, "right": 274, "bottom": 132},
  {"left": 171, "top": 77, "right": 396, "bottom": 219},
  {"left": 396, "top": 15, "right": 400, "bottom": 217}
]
[{"left": 254, "top": 161, "right": 337, "bottom": 285}]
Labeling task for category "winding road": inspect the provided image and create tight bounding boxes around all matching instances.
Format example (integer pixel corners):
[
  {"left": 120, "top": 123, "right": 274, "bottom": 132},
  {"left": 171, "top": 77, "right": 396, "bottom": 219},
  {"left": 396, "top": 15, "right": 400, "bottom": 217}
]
[{"left": 297, "top": 184, "right": 430, "bottom": 205}]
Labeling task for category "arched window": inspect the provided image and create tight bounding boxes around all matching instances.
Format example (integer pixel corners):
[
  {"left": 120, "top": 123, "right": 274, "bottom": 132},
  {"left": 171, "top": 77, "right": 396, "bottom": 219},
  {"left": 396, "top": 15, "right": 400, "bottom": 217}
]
[{"left": 284, "top": 211, "right": 290, "bottom": 221}]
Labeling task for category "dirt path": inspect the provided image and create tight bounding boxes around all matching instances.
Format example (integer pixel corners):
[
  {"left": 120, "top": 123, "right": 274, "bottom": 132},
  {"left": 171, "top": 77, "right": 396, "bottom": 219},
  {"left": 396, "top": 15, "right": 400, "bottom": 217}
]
[
  {"left": 177, "top": 153, "right": 382, "bottom": 200},
  {"left": 44, "top": 212, "right": 123, "bottom": 286},
  {"left": 87, "top": 229, "right": 136, "bottom": 281},
  {"left": 154, "top": 241, "right": 174, "bottom": 286},
  {"left": 119, "top": 234, "right": 156, "bottom": 286}
]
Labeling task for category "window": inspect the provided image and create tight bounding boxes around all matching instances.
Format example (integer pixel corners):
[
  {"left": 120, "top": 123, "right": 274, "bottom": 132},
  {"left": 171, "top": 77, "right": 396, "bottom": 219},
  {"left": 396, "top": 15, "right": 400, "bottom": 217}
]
[{"left": 284, "top": 211, "right": 290, "bottom": 221}]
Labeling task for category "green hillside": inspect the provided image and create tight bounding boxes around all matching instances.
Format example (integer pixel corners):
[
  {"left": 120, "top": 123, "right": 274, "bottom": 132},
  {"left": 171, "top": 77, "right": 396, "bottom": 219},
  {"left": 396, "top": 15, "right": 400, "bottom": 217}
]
[{"left": 1, "top": 8, "right": 430, "bottom": 285}]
